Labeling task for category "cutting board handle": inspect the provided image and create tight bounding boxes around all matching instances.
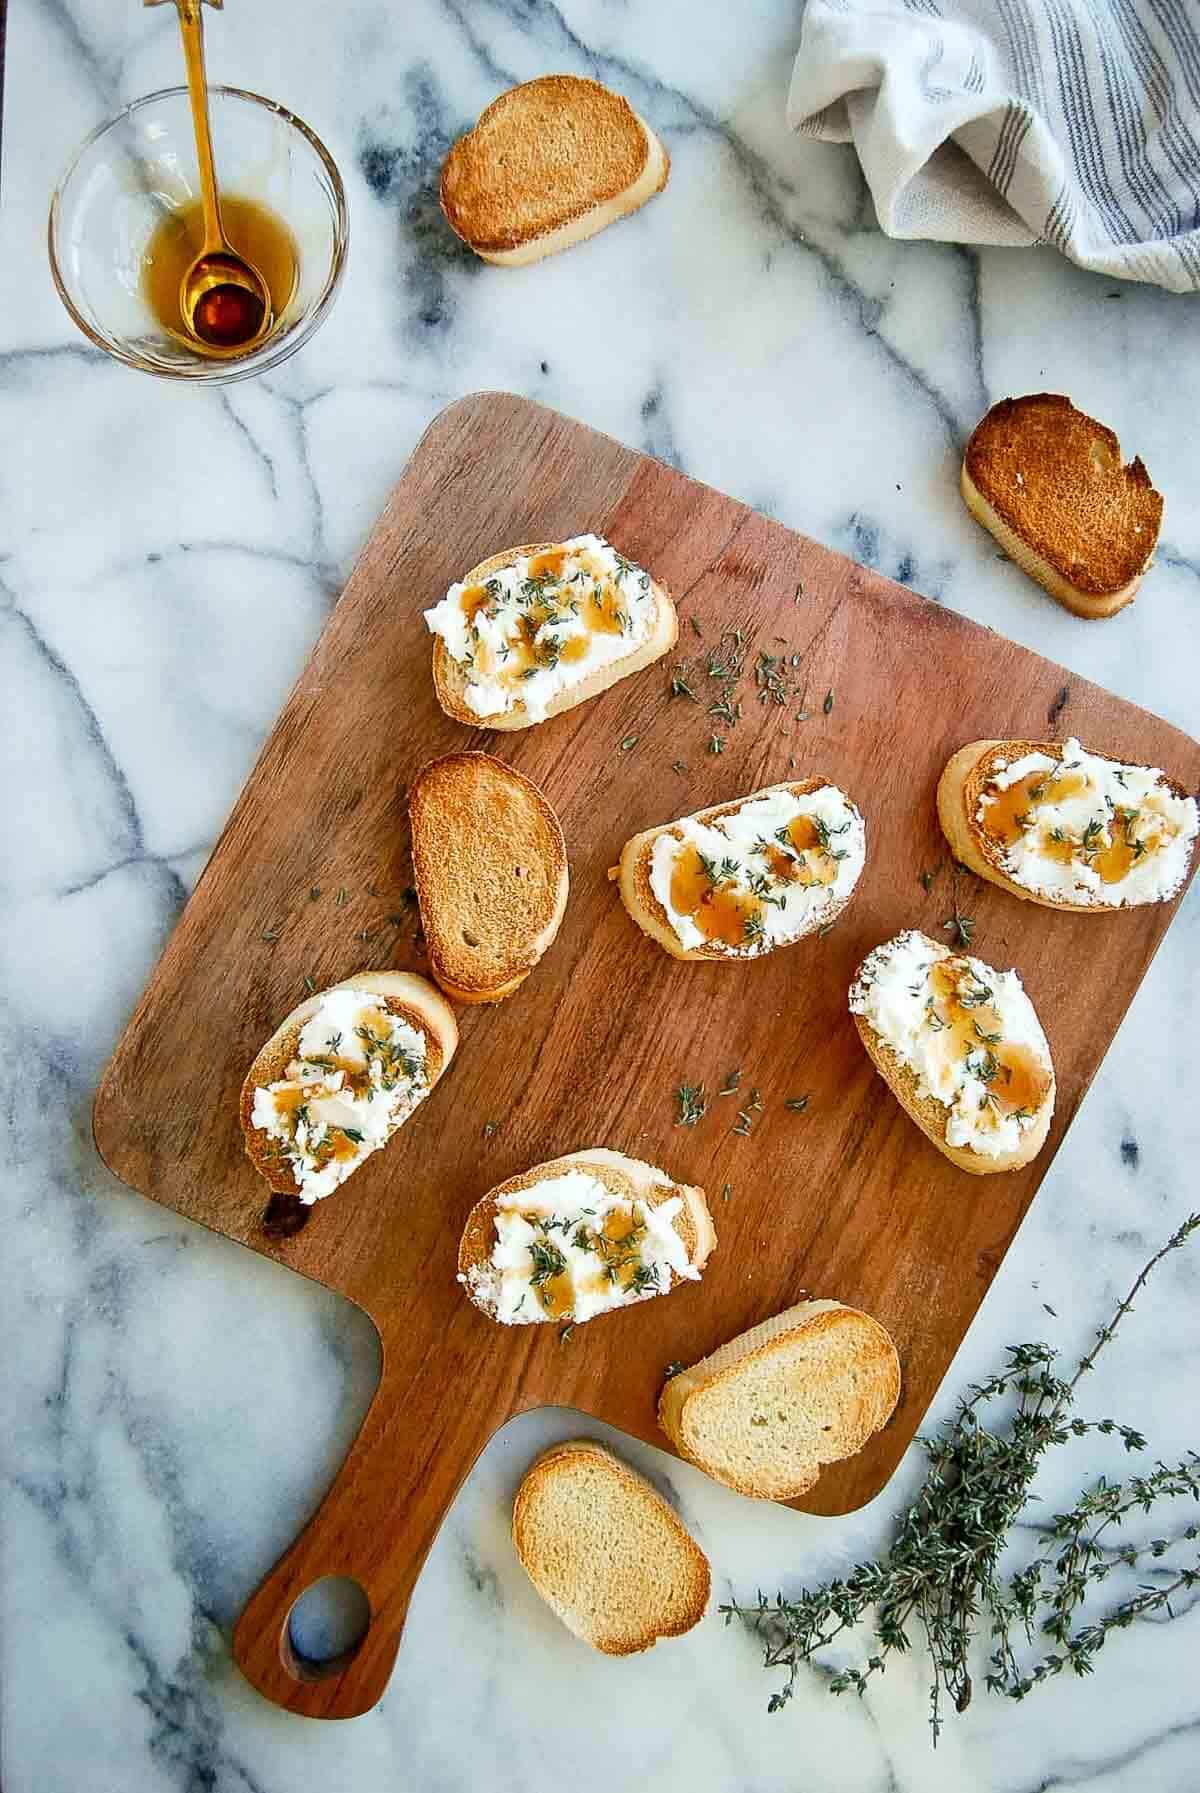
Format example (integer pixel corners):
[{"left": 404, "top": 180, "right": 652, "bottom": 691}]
[{"left": 233, "top": 1360, "right": 491, "bottom": 1719}]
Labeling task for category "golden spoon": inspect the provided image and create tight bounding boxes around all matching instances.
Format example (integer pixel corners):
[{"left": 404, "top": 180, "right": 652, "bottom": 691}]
[{"left": 169, "top": 0, "right": 273, "bottom": 350}]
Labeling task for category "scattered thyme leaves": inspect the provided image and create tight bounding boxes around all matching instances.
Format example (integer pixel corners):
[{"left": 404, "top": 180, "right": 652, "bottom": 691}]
[
  {"left": 823, "top": 688, "right": 835, "bottom": 715},
  {"left": 670, "top": 669, "right": 699, "bottom": 701},
  {"left": 261, "top": 927, "right": 282, "bottom": 943},
  {"left": 620, "top": 734, "right": 640, "bottom": 753},
  {"left": 920, "top": 869, "right": 934, "bottom": 893},
  {"left": 335, "top": 887, "right": 348, "bottom": 908},
  {"left": 718, "top": 1070, "right": 742, "bottom": 1097},
  {"left": 559, "top": 1324, "right": 575, "bottom": 1345},
  {"left": 690, "top": 616, "right": 704, "bottom": 638},
  {"left": 664, "top": 1360, "right": 686, "bottom": 1379},
  {"left": 672, "top": 759, "right": 689, "bottom": 774},
  {"left": 709, "top": 735, "right": 726, "bottom": 755},
  {"left": 302, "top": 975, "right": 317, "bottom": 995},
  {"left": 675, "top": 1082, "right": 708, "bottom": 1127},
  {"left": 942, "top": 911, "right": 976, "bottom": 949},
  {"left": 784, "top": 1096, "right": 809, "bottom": 1113},
  {"left": 721, "top": 1182, "right": 732, "bottom": 1203},
  {"left": 309, "top": 887, "right": 321, "bottom": 902}
]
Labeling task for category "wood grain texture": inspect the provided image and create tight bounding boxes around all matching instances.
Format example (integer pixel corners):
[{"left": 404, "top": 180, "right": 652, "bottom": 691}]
[{"left": 93, "top": 393, "right": 1200, "bottom": 1718}]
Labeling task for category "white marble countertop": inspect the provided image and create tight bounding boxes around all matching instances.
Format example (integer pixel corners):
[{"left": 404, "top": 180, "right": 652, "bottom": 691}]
[{"left": 4, "top": 2, "right": 1200, "bottom": 1788}]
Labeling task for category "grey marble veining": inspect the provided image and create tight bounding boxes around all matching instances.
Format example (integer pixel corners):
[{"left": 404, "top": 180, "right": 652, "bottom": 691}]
[{"left": 3, "top": 2, "right": 1199, "bottom": 1789}]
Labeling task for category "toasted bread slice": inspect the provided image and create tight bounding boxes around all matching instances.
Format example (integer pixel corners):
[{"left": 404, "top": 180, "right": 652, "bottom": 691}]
[
  {"left": 615, "top": 780, "right": 866, "bottom": 961},
  {"left": 240, "top": 972, "right": 457, "bottom": 1201},
  {"left": 658, "top": 1302, "right": 900, "bottom": 1500},
  {"left": 428, "top": 539, "right": 676, "bottom": 731},
  {"left": 512, "top": 1438, "right": 710, "bottom": 1653},
  {"left": 938, "top": 738, "right": 1198, "bottom": 913},
  {"left": 961, "top": 394, "right": 1162, "bottom": 618},
  {"left": 440, "top": 75, "right": 669, "bottom": 267},
  {"left": 458, "top": 1148, "right": 714, "bottom": 1328},
  {"left": 409, "top": 752, "right": 568, "bottom": 1004},
  {"left": 849, "top": 931, "right": 1054, "bottom": 1175}
]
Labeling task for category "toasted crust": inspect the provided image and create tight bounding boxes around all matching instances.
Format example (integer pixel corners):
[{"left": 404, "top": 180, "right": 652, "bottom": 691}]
[
  {"left": 430, "top": 543, "right": 677, "bottom": 731},
  {"left": 615, "top": 780, "right": 862, "bottom": 961},
  {"left": 937, "top": 738, "right": 1197, "bottom": 914},
  {"left": 512, "top": 1439, "right": 709, "bottom": 1653},
  {"left": 439, "top": 75, "right": 670, "bottom": 266},
  {"left": 851, "top": 998, "right": 1053, "bottom": 1178},
  {"left": 658, "top": 1302, "right": 900, "bottom": 1500},
  {"left": 962, "top": 395, "right": 1162, "bottom": 617},
  {"left": 458, "top": 1148, "right": 715, "bottom": 1324},
  {"left": 239, "top": 972, "right": 458, "bottom": 1197},
  {"left": 409, "top": 752, "right": 568, "bottom": 1004}
]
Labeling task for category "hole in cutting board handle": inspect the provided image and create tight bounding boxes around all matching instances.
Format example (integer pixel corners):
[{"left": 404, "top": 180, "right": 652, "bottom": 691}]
[{"left": 282, "top": 1576, "right": 371, "bottom": 1682}]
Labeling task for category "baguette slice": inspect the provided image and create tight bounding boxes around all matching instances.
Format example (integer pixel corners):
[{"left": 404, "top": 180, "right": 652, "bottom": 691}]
[
  {"left": 440, "top": 75, "right": 669, "bottom": 267},
  {"left": 937, "top": 738, "right": 1199, "bottom": 913},
  {"left": 615, "top": 780, "right": 865, "bottom": 961},
  {"left": 429, "top": 540, "right": 676, "bottom": 731},
  {"left": 458, "top": 1148, "right": 714, "bottom": 1328},
  {"left": 658, "top": 1302, "right": 900, "bottom": 1500},
  {"left": 409, "top": 752, "right": 568, "bottom": 1004},
  {"left": 512, "top": 1439, "right": 710, "bottom": 1653},
  {"left": 240, "top": 972, "right": 457, "bottom": 1201},
  {"left": 849, "top": 931, "right": 1054, "bottom": 1176},
  {"left": 962, "top": 394, "right": 1162, "bottom": 618}
]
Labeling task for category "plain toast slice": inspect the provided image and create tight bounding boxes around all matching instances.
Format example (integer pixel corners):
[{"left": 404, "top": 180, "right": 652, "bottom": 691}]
[
  {"left": 658, "top": 1302, "right": 900, "bottom": 1500},
  {"left": 409, "top": 752, "right": 568, "bottom": 1004},
  {"left": 440, "top": 75, "right": 669, "bottom": 266},
  {"left": 513, "top": 1438, "right": 710, "bottom": 1653},
  {"left": 961, "top": 394, "right": 1162, "bottom": 618}
]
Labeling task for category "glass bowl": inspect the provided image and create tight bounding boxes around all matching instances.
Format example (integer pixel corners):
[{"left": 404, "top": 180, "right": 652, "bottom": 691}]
[{"left": 49, "top": 85, "right": 348, "bottom": 382}]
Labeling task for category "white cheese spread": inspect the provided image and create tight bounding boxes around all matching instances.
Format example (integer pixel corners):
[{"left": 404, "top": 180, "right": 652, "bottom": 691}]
[
  {"left": 648, "top": 784, "right": 866, "bottom": 955},
  {"left": 849, "top": 930, "right": 1053, "bottom": 1159},
  {"left": 462, "top": 1167, "right": 698, "bottom": 1325},
  {"left": 423, "top": 534, "right": 657, "bottom": 723},
  {"left": 976, "top": 738, "right": 1197, "bottom": 907},
  {"left": 250, "top": 987, "right": 429, "bottom": 1203}
]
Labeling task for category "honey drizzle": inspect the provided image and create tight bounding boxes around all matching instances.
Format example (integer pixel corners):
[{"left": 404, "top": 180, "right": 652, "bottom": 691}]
[
  {"left": 927, "top": 959, "right": 1050, "bottom": 1124},
  {"left": 522, "top": 1201, "right": 656, "bottom": 1321},
  {"left": 980, "top": 762, "right": 1165, "bottom": 885},
  {"left": 668, "top": 844, "right": 763, "bottom": 946},
  {"left": 457, "top": 547, "right": 633, "bottom": 694},
  {"left": 267, "top": 1006, "right": 409, "bottom": 1166}
]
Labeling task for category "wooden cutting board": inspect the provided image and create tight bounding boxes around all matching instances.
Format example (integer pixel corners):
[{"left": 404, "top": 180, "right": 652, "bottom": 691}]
[{"left": 94, "top": 393, "right": 1200, "bottom": 1719}]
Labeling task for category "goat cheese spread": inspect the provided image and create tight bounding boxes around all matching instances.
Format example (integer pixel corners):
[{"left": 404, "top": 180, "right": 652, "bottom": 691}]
[
  {"left": 975, "top": 738, "right": 1196, "bottom": 906},
  {"left": 424, "top": 534, "right": 657, "bottom": 723},
  {"left": 850, "top": 930, "right": 1053, "bottom": 1159},
  {"left": 463, "top": 1167, "right": 697, "bottom": 1325},
  {"left": 648, "top": 784, "right": 865, "bottom": 954},
  {"left": 250, "top": 988, "right": 429, "bottom": 1202}
]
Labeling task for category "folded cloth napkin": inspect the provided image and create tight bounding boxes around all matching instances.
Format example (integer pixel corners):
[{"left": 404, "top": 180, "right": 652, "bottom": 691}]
[{"left": 788, "top": 0, "right": 1200, "bottom": 292}]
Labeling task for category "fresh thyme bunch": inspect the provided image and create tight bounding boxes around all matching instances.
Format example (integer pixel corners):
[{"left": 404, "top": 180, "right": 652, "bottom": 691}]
[{"left": 722, "top": 1212, "right": 1200, "bottom": 1742}]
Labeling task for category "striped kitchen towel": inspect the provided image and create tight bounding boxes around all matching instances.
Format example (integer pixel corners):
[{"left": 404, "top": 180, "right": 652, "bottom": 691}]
[{"left": 787, "top": 0, "right": 1200, "bottom": 291}]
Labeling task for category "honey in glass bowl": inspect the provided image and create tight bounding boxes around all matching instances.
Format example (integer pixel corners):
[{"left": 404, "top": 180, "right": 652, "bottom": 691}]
[{"left": 142, "top": 193, "right": 299, "bottom": 350}]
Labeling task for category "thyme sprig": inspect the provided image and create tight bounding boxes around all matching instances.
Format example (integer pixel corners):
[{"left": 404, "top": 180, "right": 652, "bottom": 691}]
[{"left": 722, "top": 1212, "right": 1200, "bottom": 1743}]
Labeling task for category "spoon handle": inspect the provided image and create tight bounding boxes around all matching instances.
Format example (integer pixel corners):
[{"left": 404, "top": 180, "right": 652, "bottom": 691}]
[{"left": 174, "top": 0, "right": 226, "bottom": 256}]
